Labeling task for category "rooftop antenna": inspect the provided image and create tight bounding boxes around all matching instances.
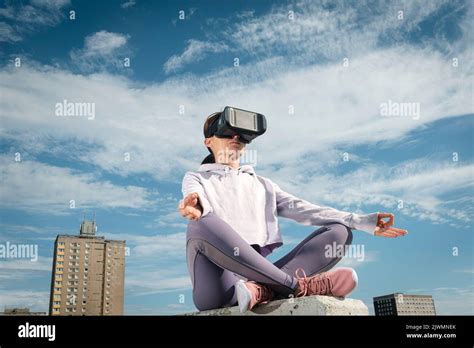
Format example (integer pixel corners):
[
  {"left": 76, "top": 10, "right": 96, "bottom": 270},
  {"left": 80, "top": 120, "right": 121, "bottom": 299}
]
[{"left": 93, "top": 211, "right": 97, "bottom": 233}]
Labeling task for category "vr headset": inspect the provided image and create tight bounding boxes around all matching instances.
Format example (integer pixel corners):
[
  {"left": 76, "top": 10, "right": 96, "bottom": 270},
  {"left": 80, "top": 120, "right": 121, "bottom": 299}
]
[{"left": 204, "top": 106, "right": 267, "bottom": 144}]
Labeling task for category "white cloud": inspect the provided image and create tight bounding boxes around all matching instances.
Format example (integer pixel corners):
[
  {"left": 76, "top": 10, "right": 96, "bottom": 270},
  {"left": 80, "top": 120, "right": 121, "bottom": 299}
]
[
  {"left": 121, "top": 0, "right": 136, "bottom": 9},
  {"left": 0, "top": 0, "right": 70, "bottom": 42},
  {"left": 83, "top": 31, "right": 129, "bottom": 56},
  {"left": 0, "top": 157, "right": 158, "bottom": 214},
  {"left": 0, "top": 22, "right": 22, "bottom": 42},
  {"left": 1, "top": 1, "right": 472, "bottom": 227},
  {"left": 228, "top": 0, "right": 453, "bottom": 58},
  {"left": 102, "top": 231, "right": 191, "bottom": 296},
  {"left": 2, "top": 44, "right": 471, "bottom": 181},
  {"left": 127, "top": 271, "right": 191, "bottom": 296},
  {"left": 171, "top": 7, "right": 197, "bottom": 26},
  {"left": 119, "top": 232, "right": 186, "bottom": 259},
  {"left": 0, "top": 290, "right": 50, "bottom": 313},
  {"left": 164, "top": 39, "right": 229, "bottom": 74},
  {"left": 0, "top": 223, "right": 68, "bottom": 235},
  {"left": 338, "top": 251, "right": 380, "bottom": 269},
  {"left": 404, "top": 286, "right": 474, "bottom": 315},
  {"left": 264, "top": 158, "right": 474, "bottom": 227},
  {"left": 0, "top": 257, "right": 52, "bottom": 271},
  {"left": 69, "top": 31, "right": 131, "bottom": 73},
  {"left": 166, "top": 0, "right": 460, "bottom": 72}
]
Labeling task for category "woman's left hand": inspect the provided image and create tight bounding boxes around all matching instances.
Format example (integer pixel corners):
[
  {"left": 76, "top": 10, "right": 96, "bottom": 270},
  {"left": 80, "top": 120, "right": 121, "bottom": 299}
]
[{"left": 374, "top": 212, "right": 408, "bottom": 238}]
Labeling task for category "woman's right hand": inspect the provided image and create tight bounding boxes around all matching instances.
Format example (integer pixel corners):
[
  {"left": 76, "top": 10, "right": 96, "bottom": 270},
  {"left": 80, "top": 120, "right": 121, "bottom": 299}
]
[{"left": 178, "top": 192, "right": 203, "bottom": 221}]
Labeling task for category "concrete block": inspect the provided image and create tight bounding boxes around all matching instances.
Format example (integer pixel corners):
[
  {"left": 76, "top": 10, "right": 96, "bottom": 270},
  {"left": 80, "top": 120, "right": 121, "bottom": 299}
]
[{"left": 183, "top": 295, "right": 369, "bottom": 316}]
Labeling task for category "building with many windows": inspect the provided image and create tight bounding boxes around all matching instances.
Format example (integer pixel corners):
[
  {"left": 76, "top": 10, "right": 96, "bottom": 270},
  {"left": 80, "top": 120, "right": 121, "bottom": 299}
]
[
  {"left": 49, "top": 218, "right": 125, "bottom": 315},
  {"left": 373, "top": 293, "right": 436, "bottom": 316}
]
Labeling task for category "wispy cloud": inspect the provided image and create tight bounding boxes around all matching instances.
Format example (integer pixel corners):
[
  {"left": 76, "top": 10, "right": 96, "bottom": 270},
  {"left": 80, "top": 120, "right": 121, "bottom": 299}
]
[
  {"left": 265, "top": 159, "right": 473, "bottom": 227},
  {"left": 121, "top": 0, "right": 136, "bottom": 9},
  {"left": 165, "top": 0, "right": 464, "bottom": 73},
  {"left": 0, "top": 157, "right": 158, "bottom": 214},
  {"left": 0, "top": 257, "right": 52, "bottom": 271},
  {"left": 338, "top": 251, "right": 380, "bottom": 269},
  {"left": 164, "top": 39, "right": 228, "bottom": 74},
  {"left": 402, "top": 285, "right": 474, "bottom": 315},
  {"left": 0, "top": 0, "right": 70, "bottom": 42},
  {"left": 103, "top": 231, "right": 191, "bottom": 296},
  {"left": 0, "top": 290, "right": 50, "bottom": 312},
  {"left": 2, "top": 43, "right": 471, "bottom": 184},
  {"left": 69, "top": 30, "right": 131, "bottom": 73},
  {"left": 1, "top": 0, "right": 472, "bottom": 315},
  {"left": 171, "top": 7, "right": 197, "bottom": 26}
]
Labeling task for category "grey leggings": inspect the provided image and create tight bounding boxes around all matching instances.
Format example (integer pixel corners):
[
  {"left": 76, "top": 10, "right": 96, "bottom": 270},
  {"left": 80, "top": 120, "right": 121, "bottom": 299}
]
[{"left": 186, "top": 212, "right": 353, "bottom": 311}]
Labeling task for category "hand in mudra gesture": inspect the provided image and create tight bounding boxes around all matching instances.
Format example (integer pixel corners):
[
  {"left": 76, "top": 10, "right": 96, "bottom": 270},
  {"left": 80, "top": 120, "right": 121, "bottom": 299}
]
[
  {"left": 178, "top": 192, "right": 203, "bottom": 221},
  {"left": 374, "top": 213, "right": 408, "bottom": 238}
]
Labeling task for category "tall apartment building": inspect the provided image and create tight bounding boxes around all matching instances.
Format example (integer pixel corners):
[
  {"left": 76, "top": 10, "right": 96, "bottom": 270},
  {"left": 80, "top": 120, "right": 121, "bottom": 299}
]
[
  {"left": 49, "top": 218, "right": 125, "bottom": 315},
  {"left": 374, "top": 293, "right": 436, "bottom": 316}
]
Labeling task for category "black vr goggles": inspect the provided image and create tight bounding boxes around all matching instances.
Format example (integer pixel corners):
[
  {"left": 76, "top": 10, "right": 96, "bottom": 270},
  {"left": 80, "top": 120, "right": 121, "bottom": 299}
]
[{"left": 204, "top": 106, "right": 267, "bottom": 144}]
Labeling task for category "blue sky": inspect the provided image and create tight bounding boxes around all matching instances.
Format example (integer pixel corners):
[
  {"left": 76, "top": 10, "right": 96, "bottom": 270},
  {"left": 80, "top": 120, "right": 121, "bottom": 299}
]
[{"left": 0, "top": 0, "right": 472, "bottom": 315}]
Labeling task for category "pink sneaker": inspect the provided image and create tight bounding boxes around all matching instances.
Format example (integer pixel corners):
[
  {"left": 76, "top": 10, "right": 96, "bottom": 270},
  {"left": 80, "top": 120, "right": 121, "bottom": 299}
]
[
  {"left": 236, "top": 280, "right": 274, "bottom": 313},
  {"left": 294, "top": 267, "right": 358, "bottom": 298}
]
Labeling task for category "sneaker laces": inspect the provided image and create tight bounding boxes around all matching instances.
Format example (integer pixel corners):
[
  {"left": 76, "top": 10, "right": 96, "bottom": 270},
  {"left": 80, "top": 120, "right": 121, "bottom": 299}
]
[
  {"left": 252, "top": 282, "right": 274, "bottom": 305},
  {"left": 294, "top": 268, "right": 333, "bottom": 297}
]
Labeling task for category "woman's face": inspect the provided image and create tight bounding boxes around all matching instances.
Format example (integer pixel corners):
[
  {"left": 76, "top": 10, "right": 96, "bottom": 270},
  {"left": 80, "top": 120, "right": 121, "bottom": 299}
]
[{"left": 204, "top": 135, "right": 246, "bottom": 163}]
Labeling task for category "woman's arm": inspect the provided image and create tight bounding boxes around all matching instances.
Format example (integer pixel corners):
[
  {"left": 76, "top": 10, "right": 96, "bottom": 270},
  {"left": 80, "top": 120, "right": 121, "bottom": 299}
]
[
  {"left": 179, "top": 172, "right": 213, "bottom": 220},
  {"left": 272, "top": 181, "right": 379, "bottom": 235}
]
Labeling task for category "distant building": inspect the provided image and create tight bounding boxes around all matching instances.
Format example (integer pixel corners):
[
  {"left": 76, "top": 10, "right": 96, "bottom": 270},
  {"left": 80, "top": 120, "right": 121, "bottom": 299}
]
[
  {"left": 49, "top": 217, "right": 125, "bottom": 316},
  {"left": 1, "top": 307, "right": 46, "bottom": 316},
  {"left": 373, "top": 293, "right": 436, "bottom": 316}
]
